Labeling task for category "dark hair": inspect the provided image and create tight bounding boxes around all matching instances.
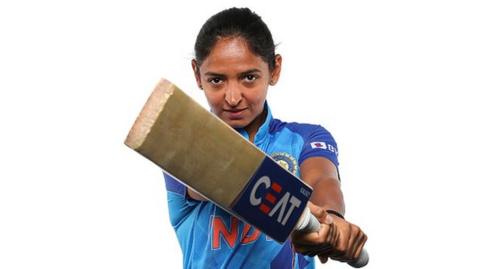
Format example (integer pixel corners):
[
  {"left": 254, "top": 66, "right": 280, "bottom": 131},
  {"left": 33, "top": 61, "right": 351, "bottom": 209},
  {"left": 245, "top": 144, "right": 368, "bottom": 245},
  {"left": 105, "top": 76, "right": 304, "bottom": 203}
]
[{"left": 194, "top": 7, "right": 276, "bottom": 70}]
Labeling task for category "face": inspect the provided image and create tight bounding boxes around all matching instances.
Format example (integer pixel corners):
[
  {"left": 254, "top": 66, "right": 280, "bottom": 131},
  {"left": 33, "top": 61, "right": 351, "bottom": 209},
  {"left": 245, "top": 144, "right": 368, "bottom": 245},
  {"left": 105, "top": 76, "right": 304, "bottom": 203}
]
[{"left": 192, "top": 37, "right": 281, "bottom": 132}]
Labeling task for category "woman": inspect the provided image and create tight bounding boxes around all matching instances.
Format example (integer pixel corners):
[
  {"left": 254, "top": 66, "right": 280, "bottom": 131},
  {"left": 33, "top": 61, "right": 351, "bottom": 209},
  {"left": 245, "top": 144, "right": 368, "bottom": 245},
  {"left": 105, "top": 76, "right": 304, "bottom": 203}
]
[{"left": 163, "top": 7, "right": 367, "bottom": 268}]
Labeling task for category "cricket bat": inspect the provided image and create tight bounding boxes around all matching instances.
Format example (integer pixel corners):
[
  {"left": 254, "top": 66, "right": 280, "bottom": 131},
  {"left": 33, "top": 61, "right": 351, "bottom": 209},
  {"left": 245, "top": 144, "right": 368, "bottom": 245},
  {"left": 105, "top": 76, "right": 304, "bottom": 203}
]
[{"left": 125, "top": 78, "right": 368, "bottom": 267}]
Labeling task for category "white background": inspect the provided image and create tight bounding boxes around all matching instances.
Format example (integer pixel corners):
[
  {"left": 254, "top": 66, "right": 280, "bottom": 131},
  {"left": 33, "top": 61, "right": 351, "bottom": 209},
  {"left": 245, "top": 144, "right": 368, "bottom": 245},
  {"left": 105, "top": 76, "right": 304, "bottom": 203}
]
[{"left": 1, "top": 1, "right": 479, "bottom": 268}]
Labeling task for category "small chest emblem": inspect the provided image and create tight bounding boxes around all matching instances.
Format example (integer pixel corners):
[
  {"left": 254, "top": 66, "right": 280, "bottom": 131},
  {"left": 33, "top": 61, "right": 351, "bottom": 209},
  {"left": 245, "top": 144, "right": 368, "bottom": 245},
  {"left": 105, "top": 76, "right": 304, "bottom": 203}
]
[{"left": 271, "top": 152, "right": 298, "bottom": 175}]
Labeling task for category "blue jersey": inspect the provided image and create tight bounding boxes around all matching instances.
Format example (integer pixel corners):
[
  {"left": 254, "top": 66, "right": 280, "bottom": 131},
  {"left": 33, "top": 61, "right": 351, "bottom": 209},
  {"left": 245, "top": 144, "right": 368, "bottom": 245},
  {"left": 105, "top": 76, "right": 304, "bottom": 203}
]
[{"left": 164, "top": 104, "right": 339, "bottom": 269}]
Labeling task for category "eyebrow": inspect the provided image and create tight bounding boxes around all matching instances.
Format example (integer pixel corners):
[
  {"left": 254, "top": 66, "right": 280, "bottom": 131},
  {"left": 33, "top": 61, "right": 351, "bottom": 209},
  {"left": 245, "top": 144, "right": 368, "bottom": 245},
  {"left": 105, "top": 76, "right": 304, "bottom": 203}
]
[
  {"left": 204, "top": 72, "right": 225, "bottom": 77},
  {"left": 204, "top": 69, "right": 262, "bottom": 77},
  {"left": 239, "top": 69, "right": 261, "bottom": 77}
]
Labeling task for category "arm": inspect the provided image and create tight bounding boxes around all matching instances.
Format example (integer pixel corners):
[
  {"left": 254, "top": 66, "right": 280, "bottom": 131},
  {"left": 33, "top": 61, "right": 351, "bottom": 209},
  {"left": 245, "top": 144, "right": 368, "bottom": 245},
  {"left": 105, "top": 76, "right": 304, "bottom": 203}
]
[
  {"left": 293, "top": 156, "right": 367, "bottom": 263},
  {"left": 187, "top": 188, "right": 207, "bottom": 201},
  {"left": 300, "top": 156, "right": 345, "bottom": 215}
]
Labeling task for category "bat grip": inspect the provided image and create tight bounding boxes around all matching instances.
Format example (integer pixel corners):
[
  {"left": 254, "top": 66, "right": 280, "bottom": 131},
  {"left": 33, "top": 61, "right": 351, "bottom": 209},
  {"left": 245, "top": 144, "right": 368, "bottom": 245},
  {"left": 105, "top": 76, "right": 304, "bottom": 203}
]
[{"left": 296, "top": 208, "right": 369, "bottom": 268}]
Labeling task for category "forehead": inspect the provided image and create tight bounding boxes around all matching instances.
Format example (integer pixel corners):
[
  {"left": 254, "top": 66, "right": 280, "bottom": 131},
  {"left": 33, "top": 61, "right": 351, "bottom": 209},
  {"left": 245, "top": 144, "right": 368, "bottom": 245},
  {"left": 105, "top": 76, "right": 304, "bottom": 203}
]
[{"left": 199, "top": 37, "right": 269, "bottom": 74}]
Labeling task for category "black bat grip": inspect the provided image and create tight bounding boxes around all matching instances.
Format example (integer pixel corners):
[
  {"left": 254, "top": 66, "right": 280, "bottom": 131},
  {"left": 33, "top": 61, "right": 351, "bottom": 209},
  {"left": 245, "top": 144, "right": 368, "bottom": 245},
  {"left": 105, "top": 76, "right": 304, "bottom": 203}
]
[{"left": 297, "top": 209, "right": 369, "bottom": 268}]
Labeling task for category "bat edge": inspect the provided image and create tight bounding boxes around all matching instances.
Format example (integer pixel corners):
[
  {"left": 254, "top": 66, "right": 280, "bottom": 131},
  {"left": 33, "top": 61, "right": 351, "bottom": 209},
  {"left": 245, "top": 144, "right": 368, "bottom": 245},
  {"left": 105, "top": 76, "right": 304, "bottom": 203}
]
[{"left": 124, "top": 78, "right": 176, "bottom": 150}]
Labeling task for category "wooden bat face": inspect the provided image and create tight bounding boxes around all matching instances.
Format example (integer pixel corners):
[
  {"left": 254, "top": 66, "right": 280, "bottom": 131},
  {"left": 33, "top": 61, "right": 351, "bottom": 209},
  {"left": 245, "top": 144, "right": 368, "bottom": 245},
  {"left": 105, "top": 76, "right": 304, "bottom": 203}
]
[{"left": 125, "top": 78, "right": 312, "bottom": 242}]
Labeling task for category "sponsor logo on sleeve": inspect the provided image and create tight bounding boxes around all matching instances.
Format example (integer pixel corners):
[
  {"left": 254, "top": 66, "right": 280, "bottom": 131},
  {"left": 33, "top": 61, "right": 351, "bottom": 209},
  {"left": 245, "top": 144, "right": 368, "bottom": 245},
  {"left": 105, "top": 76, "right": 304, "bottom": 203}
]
[
  {"left": 310, "top": 141, "right": 327, "bottom": 149},
  {"left": 310, "top": 141, "right": 338, "bottom": 155}
]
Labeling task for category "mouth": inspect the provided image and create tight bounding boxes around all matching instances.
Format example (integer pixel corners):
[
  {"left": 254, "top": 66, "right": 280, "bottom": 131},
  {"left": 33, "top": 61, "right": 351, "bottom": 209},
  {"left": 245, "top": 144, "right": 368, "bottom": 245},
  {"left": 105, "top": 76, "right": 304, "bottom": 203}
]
[{"left": 224, "top": 108, "right": 247, "bottom": 119}]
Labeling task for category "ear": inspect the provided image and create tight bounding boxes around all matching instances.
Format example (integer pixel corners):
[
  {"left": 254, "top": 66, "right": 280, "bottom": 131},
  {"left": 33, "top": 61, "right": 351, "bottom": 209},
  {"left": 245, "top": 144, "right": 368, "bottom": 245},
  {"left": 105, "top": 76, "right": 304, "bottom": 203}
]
[
  {"left": 269, "top": 54, "right": 282, "bottom": 86},
  {"left": 191, "top": 59, "right": 203, "bottom": 89}
]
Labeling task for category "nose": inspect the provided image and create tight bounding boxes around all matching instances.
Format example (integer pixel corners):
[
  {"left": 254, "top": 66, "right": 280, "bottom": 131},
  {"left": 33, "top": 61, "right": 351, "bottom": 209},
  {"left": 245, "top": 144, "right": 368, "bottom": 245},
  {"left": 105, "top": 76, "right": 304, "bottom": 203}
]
[{"left": 225, "top": 83, "right": 242, "bottom": 107}]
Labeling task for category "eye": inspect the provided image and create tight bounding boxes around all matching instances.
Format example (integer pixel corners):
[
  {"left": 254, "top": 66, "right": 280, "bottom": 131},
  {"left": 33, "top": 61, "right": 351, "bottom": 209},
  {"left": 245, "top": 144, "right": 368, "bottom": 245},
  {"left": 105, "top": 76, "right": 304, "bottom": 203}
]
[
  {"left": 208, "top": 77, "right": 224, "bottom": 85},
  {"left": 243, "top": 74, "right": 257, "bottom": 82}
]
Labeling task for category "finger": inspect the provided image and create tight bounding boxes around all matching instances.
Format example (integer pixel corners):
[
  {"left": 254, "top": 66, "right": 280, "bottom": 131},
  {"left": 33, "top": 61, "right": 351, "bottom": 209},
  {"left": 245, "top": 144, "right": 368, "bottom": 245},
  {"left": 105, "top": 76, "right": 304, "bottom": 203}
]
[
  {"left": 298, "top": 222, "right": 332, "bottom": 245},
  {"left": 316, "top": 245, "right": 333, "bottom": 256},
  {"left": 328, "top": 239, "right": 348, "bottom": 260},
  {"left": 296, "top": 247, "right": 331, "bottom": 258},
  {"left": 345, "top": 226, "right": 361, "bottom": 259},
  {"left": 330, "top": 221, "right": 351, "bottom": 260},
  {"left": 329, "top": 221, "right": 338, "bottom": 245},
  {"left": 309, "top": 203, "right": 333, "bottom": 224},
  {"left": 329, "top": 221, "right": 340, "bottom": 247},
  {"left": 348, "top": 226, "right": 368, "bottom": 260},
  {"left": 295, "top": 242, "right": 333, "bottom": 255},
  {"left": 324, "top": 222, "right": 334, "bottom": 245},
  {"left": 350, "top": 229, "right": 366, "bottom": 260},
  {"left": 353, "top": 233, "right": 368, "bottom": 260},
  {"left": 292, "top": 230, "right": 323, "bottom": 245}
]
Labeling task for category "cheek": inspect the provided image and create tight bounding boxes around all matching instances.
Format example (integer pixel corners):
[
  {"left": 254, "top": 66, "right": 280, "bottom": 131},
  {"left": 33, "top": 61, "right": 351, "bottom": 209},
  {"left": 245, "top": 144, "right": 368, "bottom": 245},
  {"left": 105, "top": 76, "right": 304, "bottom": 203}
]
[
  {"left": 246, "top": 88, "right": 268, "bottom": 108},
  {"left": 204, "top": 91, "right": 223, "bottom": 110}
]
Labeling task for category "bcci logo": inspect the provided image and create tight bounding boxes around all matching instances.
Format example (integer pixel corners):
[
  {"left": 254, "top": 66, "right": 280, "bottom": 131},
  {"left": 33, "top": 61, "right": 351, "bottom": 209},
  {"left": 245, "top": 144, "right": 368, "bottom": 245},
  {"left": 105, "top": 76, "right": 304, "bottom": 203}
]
[{"left": 271, "top": 152, "right": 298, "bottom": 175}]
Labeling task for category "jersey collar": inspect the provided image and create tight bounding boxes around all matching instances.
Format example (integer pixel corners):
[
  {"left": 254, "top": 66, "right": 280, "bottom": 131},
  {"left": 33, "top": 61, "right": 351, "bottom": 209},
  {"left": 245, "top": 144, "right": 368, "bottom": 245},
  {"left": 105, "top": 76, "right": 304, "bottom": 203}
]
[{"left": 236, "top": 102, "right": 273, "bottom": 146}]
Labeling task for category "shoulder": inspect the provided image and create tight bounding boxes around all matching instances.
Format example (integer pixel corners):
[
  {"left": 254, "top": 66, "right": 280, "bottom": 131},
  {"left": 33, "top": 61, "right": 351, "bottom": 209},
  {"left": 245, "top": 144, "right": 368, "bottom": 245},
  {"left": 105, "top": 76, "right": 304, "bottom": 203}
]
[
  {"left": 269, "top": 118, "right": 339, "bottom": 167},
  {"left": 270, "top": 118, "right": 336, "bottom": 142}
]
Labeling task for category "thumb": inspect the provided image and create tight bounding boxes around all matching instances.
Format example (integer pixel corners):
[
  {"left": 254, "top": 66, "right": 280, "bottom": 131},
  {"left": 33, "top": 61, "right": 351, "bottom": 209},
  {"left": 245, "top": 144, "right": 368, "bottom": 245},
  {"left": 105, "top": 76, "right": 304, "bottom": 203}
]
[{"left": 308, "top": 203, "right": 333, "bottom": 225}]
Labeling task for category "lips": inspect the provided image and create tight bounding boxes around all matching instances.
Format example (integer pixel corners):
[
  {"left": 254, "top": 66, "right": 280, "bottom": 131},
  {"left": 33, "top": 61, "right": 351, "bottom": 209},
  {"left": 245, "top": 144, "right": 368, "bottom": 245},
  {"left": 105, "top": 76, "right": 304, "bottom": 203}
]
[{"left": 224, "top": 108, "right": 247, "bottom": 119}]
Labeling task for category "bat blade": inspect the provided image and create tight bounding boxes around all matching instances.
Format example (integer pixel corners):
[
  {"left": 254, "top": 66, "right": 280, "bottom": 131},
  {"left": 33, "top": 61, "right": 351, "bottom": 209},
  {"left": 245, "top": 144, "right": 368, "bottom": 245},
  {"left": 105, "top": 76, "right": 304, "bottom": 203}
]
[{"left": 125, "top": 78, "right": 312, "bottom": 242}]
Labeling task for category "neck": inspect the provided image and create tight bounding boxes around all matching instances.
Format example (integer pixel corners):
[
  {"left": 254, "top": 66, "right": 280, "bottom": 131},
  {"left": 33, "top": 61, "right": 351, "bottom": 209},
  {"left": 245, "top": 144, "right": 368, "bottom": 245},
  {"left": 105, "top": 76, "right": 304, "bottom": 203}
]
[{"left": 244, "top": 108, "right": 267, "bottom": 143}]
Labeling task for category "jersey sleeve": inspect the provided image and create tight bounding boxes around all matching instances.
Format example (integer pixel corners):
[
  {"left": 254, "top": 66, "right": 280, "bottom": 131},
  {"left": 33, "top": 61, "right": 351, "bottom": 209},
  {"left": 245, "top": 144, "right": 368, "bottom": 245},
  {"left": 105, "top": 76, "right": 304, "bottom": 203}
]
[
  {"left": 297, "top": 124, "right": 339, "bottom": 167},
  {"left": 163, "top": 173, "right": 200, "bottom": 228}
]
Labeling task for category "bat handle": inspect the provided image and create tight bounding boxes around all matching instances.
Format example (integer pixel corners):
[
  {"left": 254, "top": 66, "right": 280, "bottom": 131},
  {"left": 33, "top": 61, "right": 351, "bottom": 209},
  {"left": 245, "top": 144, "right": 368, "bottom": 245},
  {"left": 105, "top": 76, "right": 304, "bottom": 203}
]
[{"left": 296, "top": 208, "right": 369, "bottom": 268}]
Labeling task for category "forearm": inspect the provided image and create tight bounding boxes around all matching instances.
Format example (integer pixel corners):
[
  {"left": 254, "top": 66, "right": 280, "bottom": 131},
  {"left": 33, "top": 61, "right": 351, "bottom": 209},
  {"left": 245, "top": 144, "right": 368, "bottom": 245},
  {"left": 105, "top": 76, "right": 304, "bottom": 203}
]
[
  {"left": 300, "top": 157, "right": 345, "bottom": 215},
  {"left": 309, "top": 177, "right": 345, "bottom": 215}
]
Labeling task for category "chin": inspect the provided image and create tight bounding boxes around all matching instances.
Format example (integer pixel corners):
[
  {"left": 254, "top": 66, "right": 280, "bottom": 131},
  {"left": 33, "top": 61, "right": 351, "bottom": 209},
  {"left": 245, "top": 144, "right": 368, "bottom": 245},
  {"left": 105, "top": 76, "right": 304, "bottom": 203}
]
[
  {"left": 226, "top": 122, "right": 246, "bottom": 129},
  {"left": 223, "top": 118, "right": 248, "bottom": 129}
]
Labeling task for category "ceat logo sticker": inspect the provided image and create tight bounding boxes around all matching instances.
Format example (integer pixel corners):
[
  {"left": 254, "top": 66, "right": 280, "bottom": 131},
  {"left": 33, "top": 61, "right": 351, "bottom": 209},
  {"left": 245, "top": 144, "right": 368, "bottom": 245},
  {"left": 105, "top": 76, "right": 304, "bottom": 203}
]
[{"left": 249, "top": 176, "right": 301, "bottom": 226}]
